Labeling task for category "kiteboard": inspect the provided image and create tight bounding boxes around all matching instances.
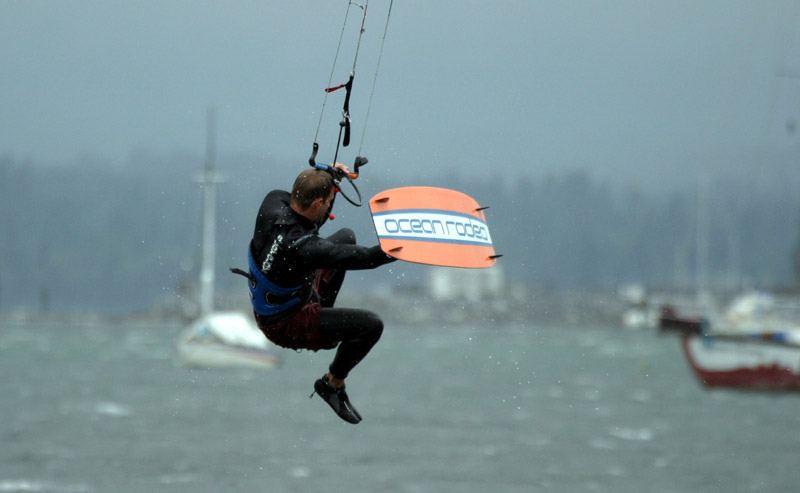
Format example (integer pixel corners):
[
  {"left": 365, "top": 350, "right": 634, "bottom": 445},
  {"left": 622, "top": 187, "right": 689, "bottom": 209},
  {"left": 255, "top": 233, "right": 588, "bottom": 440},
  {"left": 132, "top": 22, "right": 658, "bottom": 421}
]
[{"left": 369, "top": 187, "right": 499, "bottom": 268}]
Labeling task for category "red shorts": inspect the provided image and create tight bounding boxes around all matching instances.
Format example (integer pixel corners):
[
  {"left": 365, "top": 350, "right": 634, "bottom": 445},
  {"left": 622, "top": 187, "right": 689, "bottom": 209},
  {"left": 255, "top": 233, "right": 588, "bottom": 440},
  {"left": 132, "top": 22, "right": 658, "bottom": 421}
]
[{"left": 253, "top": 270, "right": 340, "bottom": 351}]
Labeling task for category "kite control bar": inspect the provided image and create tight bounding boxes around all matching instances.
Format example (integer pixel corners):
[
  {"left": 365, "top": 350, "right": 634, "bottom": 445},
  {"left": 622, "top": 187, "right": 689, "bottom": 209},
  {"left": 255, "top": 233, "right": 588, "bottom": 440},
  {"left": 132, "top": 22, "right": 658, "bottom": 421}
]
[
  {"left": 305, "top": 0, "right": 390, "bottom": 209},
  {"left": 308, "top": 143, "right": 368, "bottom": 207}
]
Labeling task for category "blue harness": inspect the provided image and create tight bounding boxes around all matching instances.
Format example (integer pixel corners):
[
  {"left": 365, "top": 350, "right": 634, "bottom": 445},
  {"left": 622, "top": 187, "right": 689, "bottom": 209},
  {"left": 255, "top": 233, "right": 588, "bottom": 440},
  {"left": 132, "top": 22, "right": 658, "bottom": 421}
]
[{"left": 240, "top": 249, "right": 305, "bottom": 317}]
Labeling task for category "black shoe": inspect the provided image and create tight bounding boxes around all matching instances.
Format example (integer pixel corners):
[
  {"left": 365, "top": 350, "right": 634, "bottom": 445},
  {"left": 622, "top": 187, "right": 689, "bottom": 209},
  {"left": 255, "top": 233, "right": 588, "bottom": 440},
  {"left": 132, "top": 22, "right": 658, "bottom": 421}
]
[{"left": 311, "top": 376, "right": 362, "bottom": 424}]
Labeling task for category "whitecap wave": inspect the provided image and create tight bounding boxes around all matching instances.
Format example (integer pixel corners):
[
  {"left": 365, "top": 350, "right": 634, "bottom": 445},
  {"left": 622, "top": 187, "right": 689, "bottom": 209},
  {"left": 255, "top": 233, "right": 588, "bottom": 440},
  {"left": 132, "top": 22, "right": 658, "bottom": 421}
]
[
  {"left": 0, "top": 480, "right": 90, "bottom": 492},
  {"left": 94, "top": 402, "right": 132, "bottom": 417},
  {"left": 609, "top": 427, "right": 654, "bottom": 441}
]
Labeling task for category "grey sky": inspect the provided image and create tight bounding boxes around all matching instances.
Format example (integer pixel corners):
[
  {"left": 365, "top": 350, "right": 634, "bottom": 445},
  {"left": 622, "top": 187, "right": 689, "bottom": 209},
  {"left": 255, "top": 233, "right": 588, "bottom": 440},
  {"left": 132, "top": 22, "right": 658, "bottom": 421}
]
[{"left": 1, "top": 1, "right": 798, "bottom": 188}]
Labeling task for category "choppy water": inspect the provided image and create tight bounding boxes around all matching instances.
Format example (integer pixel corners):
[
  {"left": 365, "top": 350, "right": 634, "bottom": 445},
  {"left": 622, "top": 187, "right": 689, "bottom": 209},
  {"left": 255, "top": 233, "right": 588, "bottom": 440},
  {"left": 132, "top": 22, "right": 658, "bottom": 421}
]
[{"left": 1, "top": 319, "right": 799, "bottom": 492}]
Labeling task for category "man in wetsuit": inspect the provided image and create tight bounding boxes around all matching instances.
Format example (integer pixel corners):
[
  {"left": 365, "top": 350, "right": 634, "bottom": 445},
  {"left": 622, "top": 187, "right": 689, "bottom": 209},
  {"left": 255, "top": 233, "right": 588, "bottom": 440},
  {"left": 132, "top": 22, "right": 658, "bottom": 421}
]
[{"left": 242, "top": 165, "right": 395, "bottom": 424}]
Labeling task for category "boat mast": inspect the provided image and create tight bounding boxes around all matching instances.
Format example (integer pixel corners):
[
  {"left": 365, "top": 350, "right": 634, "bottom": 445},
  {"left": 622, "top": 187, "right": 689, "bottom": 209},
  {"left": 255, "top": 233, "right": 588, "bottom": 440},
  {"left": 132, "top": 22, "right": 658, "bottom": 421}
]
[
  {"left": 199, "top": 107, "right": 218, "bottom": 317},
  {"left": 695, "top": 172, "right": 713, "bottom": 316}
]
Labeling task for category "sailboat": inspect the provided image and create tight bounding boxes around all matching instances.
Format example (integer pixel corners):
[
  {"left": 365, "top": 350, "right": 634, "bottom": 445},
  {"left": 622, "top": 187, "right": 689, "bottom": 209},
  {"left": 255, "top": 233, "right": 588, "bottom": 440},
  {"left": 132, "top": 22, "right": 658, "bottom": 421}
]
[
  {"left": 177, "top": 109, "right": 280, "bottom": 370},
  {"left": 679, "top": 292, "right": 800, "bottom": 391},
  {"left": 664, "top": 178, "right": 800, "bottom": 391},
  {"left": 658, "top": 173, "right": 717, "bottom": 335}
]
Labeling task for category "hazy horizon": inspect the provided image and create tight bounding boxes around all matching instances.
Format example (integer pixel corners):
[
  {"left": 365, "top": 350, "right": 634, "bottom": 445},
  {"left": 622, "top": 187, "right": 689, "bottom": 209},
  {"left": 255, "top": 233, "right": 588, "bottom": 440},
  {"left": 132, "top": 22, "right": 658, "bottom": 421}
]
[{"left": 2, "top": 1, "right": 799, "bottom": 191}]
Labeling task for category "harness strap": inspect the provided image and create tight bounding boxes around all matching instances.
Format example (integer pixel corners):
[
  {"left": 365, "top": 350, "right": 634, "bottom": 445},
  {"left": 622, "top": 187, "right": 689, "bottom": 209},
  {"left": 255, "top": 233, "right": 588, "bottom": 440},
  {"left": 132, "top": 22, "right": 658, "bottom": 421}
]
[
  {"left": 230, "top": 249, "right": 306, "bottom": 317},
  {"left": 229, "top": 267, "right": 254, "bottom": 282}
]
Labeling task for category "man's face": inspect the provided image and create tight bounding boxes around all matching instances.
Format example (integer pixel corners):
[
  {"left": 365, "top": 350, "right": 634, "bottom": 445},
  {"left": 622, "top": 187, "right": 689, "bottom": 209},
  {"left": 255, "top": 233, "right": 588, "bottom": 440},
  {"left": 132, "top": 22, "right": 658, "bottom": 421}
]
[{"left": 313, "top": 189, "right": 336, "bottom": 222}]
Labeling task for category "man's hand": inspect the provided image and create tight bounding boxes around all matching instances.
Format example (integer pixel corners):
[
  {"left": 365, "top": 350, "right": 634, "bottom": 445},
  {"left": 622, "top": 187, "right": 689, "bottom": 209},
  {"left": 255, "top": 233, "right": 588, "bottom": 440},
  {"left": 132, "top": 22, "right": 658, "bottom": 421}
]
[
  {"left": 332, "top": 162, "right": 351, "bottom": 175},
  {"left": 332, "top": 162, "right": 358, "bottom": 179}
]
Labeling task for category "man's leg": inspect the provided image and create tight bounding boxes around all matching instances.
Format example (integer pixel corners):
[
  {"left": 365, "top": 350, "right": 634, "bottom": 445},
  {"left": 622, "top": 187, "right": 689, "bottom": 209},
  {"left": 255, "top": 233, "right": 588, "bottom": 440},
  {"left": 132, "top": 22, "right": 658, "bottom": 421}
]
[
  {"left": 312, "top": 307, "right": 383, "bottom": 424},
  {"left": 310, "top": 228, "right": 383, "bottom": 423},
  {"left": 316, "top": 228, "right": 382, "bottom": 380},
  {"left": 319, "top": 308, "right": 384, "bottom": 382}
]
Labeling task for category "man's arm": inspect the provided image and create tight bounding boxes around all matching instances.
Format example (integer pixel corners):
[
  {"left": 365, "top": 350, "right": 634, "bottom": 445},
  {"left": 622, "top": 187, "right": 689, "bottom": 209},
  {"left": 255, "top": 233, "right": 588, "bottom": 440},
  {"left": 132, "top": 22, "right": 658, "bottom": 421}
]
[{"left": 294, "top": 235, "right": 395, "bottom": 270}]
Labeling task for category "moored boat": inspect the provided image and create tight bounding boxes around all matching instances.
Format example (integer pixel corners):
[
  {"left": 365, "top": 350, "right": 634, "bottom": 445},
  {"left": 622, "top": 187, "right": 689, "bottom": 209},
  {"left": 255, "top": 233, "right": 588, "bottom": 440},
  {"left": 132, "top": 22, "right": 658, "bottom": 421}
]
[
  {"left": 658, "top": 304, "right": 707, "bottom": 335},
  {"left": 681, "top": 332, "right": 800, "bottom": 391},
  {"left": 179, "top": 311, "right": 280, "bottom": 369}
]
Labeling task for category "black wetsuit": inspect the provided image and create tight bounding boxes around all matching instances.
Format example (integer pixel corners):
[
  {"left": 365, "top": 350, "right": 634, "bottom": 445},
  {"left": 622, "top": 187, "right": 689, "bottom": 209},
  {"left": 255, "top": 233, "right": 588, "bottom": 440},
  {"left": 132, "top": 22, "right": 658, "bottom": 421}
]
[{"left": 250, "top": 190, "right": 394, "bottom": 379}]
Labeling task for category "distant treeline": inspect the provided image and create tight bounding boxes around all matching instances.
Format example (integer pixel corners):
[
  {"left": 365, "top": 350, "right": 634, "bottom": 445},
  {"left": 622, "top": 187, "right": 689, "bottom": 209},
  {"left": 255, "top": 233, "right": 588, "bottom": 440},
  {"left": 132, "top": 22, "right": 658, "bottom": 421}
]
[{"left": 1, "top": 152, "right": 799, "bottom": 313}]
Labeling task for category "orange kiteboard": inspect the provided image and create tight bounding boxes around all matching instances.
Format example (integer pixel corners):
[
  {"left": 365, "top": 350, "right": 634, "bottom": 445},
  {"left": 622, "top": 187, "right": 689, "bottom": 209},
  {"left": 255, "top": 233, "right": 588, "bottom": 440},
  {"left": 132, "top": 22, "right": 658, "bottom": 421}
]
[{"left": 369, "top": 187, "right": 498, "bottom": 268}]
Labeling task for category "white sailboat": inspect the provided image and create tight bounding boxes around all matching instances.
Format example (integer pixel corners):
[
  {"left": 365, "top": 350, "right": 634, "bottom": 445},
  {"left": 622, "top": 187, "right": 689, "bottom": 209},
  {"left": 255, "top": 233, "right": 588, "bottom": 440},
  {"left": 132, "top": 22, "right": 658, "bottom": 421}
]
[{"left": 177, "top": 108, "right": 280, "bottom": 369}]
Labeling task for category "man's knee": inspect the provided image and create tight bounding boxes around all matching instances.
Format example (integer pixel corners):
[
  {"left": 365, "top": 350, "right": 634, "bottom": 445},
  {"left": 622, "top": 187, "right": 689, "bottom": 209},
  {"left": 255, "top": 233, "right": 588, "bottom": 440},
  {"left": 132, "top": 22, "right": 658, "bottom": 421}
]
[
  {"left": 341, "top": 227, "right": 357, "bottom": 244},
  {"left": 330, "top": 227, "right": 356, "bottom": 245},
  {"left": 364, "top": 311, "right": 384, "bottom": 341}
]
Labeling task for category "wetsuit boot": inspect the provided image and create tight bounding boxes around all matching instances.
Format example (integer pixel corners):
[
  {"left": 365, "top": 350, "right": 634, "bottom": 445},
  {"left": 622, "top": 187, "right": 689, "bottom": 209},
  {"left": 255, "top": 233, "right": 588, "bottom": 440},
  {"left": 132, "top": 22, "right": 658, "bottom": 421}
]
[{"left": 311, "top": 375, "right": 362, "bottom": 424}]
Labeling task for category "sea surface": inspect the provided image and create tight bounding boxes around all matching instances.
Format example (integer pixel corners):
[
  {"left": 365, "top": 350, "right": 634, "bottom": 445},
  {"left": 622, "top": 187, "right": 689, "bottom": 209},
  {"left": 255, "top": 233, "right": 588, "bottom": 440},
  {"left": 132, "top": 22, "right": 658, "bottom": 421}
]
[{"left": 1, "top": 318, "right": 799, "bottom": 493}]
